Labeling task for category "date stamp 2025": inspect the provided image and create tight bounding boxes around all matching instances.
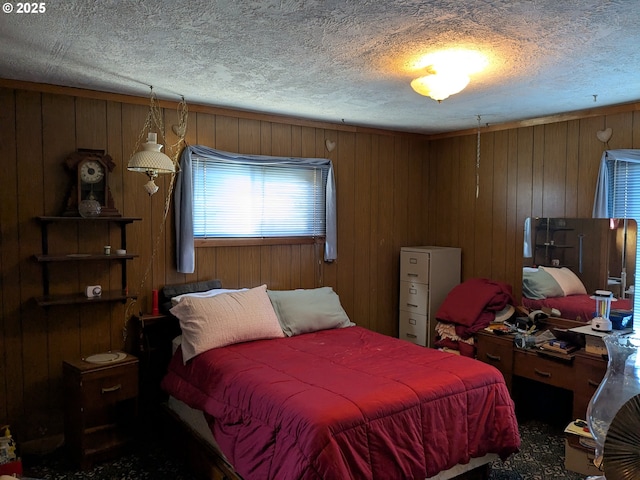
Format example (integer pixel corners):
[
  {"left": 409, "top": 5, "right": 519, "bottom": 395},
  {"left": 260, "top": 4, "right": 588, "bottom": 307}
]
[{"left": 3, "top": 2, "right": 47, "bottom": 14}]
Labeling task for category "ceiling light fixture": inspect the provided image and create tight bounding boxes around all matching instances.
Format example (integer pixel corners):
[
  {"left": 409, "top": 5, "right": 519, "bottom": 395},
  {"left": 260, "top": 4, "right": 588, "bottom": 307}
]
[
  {"left": 127, "top": 87, "right": 186, "bottom": 195},
  {"left": 410, "top": 49, "right": 488, "bottom": 102},
  {"left": 128, "top": 132, "right": 175, "bottom": 195}
]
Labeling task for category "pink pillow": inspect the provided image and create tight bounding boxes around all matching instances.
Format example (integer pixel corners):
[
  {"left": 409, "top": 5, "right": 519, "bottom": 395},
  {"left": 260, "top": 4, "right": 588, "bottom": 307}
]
[{"left": 170, "top": 284, "right": 284, "bottom": 363}]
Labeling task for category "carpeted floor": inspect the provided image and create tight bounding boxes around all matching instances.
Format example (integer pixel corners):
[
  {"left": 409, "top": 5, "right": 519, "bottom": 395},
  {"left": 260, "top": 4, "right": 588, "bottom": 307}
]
[{"left": 22, "top": 420, "right": 586, "bottom": 480}]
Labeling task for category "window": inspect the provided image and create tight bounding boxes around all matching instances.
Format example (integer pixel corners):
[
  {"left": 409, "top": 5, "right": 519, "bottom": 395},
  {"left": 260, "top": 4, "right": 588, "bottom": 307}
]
[
  {"left": 192, "top": 156, "right": 328, "bottom": 238},
  {"left": 175, "top": 145, "right": 337, "bottom": 274},
  {"left": 594, "top": 149, "right": 640, "bottom": 331},
  {"left": 607, "top": 160, "right": 640, "bottom": 219}
]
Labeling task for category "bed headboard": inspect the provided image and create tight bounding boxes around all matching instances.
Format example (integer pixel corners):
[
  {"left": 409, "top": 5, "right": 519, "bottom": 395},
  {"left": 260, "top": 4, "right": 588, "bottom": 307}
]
[
  {"left": 160, "top": 278, "right": 223, "bottom": 313},
  {"left": 136, "top": 278, "right": 223, "bottom": 407}
]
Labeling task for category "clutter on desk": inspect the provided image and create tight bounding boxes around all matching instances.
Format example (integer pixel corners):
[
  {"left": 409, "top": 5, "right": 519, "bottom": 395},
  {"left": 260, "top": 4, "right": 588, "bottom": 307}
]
[
  {"left": 540, "top": 339, "right": 579, "bottom": 354},
  {"left": 569, "top": 324, "right": 633, "bottom": 355}
]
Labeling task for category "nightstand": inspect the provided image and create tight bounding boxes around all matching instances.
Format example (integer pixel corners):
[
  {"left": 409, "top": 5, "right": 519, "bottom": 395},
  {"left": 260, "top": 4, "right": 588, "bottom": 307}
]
[
  {"left": 132, "top": 313, "right": 180, "bottom": 404},
  {"left": 63, "top": 353, "right": 139, "bottom": 469}
]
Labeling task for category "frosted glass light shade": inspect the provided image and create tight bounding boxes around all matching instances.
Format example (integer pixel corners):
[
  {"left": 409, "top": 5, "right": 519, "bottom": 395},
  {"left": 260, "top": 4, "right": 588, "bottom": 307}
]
[
  {"left": 411, "top": 72, "right": 470, "bottom": 102},
  {"left": 127, "top": 132, "right": 175, "bottom": 174}
]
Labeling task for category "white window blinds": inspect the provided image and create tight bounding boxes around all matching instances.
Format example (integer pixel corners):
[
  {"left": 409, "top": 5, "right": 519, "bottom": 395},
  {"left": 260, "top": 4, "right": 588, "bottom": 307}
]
[
  {"left": 607, "top": 160, "right": 640, "bottom": 219},
  {"left": 192, "top": 156, "right": 329, "bottom": 238}
]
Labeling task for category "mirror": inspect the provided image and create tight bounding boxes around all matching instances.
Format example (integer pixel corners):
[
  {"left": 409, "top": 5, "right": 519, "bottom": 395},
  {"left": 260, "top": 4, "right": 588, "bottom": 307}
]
[{"left": 522, "top": 217, "right": 636, "bottom": 322}]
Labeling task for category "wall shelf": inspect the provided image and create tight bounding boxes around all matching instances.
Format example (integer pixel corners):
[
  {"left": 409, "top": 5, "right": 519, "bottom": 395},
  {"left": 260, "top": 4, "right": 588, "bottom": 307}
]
[
  {"left": 35, "top": 289, "right": 136, "bottom": 307},
  {"left": 533, "top": 218, "right": 574, "bottom": 267},
  {"left": 34, "top": 216, "right": 141, "bottom": 306}
]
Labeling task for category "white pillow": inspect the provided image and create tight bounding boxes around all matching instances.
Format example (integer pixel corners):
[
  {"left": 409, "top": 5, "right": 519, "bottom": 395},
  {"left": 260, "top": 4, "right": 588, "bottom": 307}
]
[
  {"left": 540, "top": 266, "right": 587, "bottom": 296},
  {"left": 171, "top": 287, "right": 248, "bottom": 305},
  {"left": 170, "top": 285, "right": 284, "bottom": 363}
]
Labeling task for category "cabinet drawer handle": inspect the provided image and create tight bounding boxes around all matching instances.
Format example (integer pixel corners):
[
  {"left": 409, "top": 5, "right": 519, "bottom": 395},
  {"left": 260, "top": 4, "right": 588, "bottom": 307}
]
[
  {"left": 534, "top": 369, "right": 551, "bottom": 378},
  {"left": 407, "top": 273, "right": 418, "bottom": 277},
  {"left": 406, "top": 303, "right": 418, "bottom": 308},
  {"left": 588, "top": 379, "right": 600, "bottom": 388},
  {"left": 101, "top": 384, "right": 122, "bottom": 394},
  {"left": 486, "top": 353, "right": 501, "bottom": 361},
  {"left": 406, "top": 333, "right": 417, "bottom": 339}
]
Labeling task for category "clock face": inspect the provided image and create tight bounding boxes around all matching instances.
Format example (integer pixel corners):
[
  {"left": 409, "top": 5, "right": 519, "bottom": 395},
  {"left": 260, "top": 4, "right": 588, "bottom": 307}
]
[{"left": 80, "top": 160, "right": 105, "bottom": 184}]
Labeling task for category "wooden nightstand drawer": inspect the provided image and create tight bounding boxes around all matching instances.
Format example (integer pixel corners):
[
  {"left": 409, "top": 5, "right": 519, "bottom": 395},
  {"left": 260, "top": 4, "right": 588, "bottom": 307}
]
[{"left": 81, "top": 364, "right": 138, "bottom": 407}]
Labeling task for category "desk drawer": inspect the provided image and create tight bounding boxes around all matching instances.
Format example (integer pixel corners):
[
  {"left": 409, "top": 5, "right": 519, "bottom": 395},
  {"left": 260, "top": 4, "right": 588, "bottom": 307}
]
[
  {"left": 476, "top": 333, "right": 514, "bottom": 375},
  {"left": 573, "top": 353, "right": 607, "bottom": 418},
  {"left": 513, "top": 350, "right": 574, "bottom": 389}
]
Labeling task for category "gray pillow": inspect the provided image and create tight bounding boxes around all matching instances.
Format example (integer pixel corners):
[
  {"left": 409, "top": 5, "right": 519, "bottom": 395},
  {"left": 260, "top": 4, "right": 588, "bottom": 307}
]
[
  {"left": 267, "top": 287, "right": 354, "bottom": 336},
  {"left": 522, "top": 269, "right": 564, "bottom": 299}
]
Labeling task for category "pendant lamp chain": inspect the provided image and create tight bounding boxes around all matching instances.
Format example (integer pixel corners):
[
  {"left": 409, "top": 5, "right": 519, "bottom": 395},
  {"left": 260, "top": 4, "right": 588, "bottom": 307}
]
[
  {"left": 122, "top": 89, "right": 189, "bottom": 346},
  {"left": 476, "top": 115, "right": 481, "bottom": 199}
]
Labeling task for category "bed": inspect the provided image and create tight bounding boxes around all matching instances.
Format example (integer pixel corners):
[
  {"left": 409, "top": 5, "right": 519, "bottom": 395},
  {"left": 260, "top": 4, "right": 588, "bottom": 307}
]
[
  {"left": 522, "top": 265, "right": 633, "bottom": 322},
  {"left": 159, "top": 283, "right": 520, "bottom": 480}
]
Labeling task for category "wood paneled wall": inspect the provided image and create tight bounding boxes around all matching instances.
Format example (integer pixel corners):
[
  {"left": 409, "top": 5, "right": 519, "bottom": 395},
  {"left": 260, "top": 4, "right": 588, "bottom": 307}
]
[
  {"left": 426, "top": 110, "right": 640, "bottom": 298},
  {"left": 1, "top": 80, "right": 639, "bottom": 442},
  {"left": 0, "top": 83, "right": 430, "bottom": 441}
]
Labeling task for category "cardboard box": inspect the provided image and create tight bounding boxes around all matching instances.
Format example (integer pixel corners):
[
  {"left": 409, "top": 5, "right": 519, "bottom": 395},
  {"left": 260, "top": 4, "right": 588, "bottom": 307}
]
[
  {"left": 564, "top": 436, "right": 602, "bottom": 476},
  {"left": 584, "top": 335, "right": 607, "bottom": 355}
]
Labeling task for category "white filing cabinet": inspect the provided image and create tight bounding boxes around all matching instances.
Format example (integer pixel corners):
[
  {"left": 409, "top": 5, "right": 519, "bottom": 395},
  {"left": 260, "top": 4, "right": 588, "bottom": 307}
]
[{"left": 399, "top": 246, "right": 461, "bottom": 347}]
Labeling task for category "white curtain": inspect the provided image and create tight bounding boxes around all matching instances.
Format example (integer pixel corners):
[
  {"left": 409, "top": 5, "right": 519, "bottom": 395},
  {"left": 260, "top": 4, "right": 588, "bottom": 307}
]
[{"left": 175, "top": 145, "right": 337, "bottom": 273}]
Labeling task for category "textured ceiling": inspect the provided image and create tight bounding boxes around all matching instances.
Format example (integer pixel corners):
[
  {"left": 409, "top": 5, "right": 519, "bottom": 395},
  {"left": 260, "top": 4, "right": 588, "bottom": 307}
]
[{"left": 1, "top": 0, "right": 639, "bottom": 134}]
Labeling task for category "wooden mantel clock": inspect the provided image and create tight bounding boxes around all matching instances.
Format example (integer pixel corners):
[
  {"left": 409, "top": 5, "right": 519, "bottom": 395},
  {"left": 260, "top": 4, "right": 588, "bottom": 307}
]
[{"left": 63, "top": 149, "right": 121, "bottom": 217}]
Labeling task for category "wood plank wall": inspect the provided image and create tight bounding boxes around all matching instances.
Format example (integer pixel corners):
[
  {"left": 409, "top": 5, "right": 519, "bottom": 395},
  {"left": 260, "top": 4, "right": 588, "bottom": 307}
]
[
  {"left": 426, "top": 110, "right": 640, "bottom": 299},
  {"left": 1, "top": 80, "right": 639, "bottom": 442},
  {"left": 0, "top": 82, "right": 430, "bottom": 441}
]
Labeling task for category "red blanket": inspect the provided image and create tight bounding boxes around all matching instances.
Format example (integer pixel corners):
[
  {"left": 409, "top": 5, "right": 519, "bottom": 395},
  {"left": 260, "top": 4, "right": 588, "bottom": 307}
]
[
  {"left": 523, "top": 294, "right": 633, "bottom": 323},
  {"left": 436, "top": 278, "right": 514, "bottom": 338},
  {"left": 162, "top": 326, "right": 520, "bottom": 480}
]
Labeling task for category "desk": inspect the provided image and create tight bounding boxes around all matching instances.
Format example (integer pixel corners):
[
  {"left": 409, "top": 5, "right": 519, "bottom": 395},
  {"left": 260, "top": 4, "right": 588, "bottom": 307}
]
[{"left": 476, "top": 324, "right": 607, "bottom": 420}]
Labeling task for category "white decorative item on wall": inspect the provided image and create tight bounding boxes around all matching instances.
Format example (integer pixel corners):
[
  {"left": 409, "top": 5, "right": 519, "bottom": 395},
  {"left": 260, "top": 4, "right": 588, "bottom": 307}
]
[
  {"left": 325, "top": 139, "right": 336, "bottom": 152},
  {"left": 597, "top": 127, "right": 613, "bottom": 144}
]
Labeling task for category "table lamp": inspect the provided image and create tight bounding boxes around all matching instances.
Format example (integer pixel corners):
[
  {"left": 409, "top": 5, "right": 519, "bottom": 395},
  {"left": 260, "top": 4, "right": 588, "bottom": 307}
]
[{"left": 591, "top": 290, "right": 615, "bottom": 332}]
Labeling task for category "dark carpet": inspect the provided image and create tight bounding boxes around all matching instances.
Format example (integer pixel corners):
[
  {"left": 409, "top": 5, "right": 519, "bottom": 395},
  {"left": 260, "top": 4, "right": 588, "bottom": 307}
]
[{"left": 22, "top": 420, "right": 585, "bottom": 480}]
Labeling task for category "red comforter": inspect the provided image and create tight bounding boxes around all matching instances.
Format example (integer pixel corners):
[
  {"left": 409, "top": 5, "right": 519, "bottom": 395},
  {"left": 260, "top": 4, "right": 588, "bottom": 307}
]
[
  {"left": 161, "top": 326, "right": 520, "bottom": 480},
  {"left": 522, "top": 294, "right": 633, "bottom": 323}
]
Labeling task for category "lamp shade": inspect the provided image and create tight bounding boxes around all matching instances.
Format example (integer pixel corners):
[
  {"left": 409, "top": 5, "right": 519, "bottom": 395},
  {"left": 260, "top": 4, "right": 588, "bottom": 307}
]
[
  {"left": 411, "top": 71, "right": 470, "bottom": 102},
  {"left": 127, "top": 132, "right": 175, "bottom": 174}
]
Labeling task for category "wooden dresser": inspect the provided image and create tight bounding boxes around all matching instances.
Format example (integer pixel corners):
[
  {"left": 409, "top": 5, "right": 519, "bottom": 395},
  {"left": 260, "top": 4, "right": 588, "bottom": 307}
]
[{"left": 476, "top": 323, "right": 607, "bottom": 420}]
